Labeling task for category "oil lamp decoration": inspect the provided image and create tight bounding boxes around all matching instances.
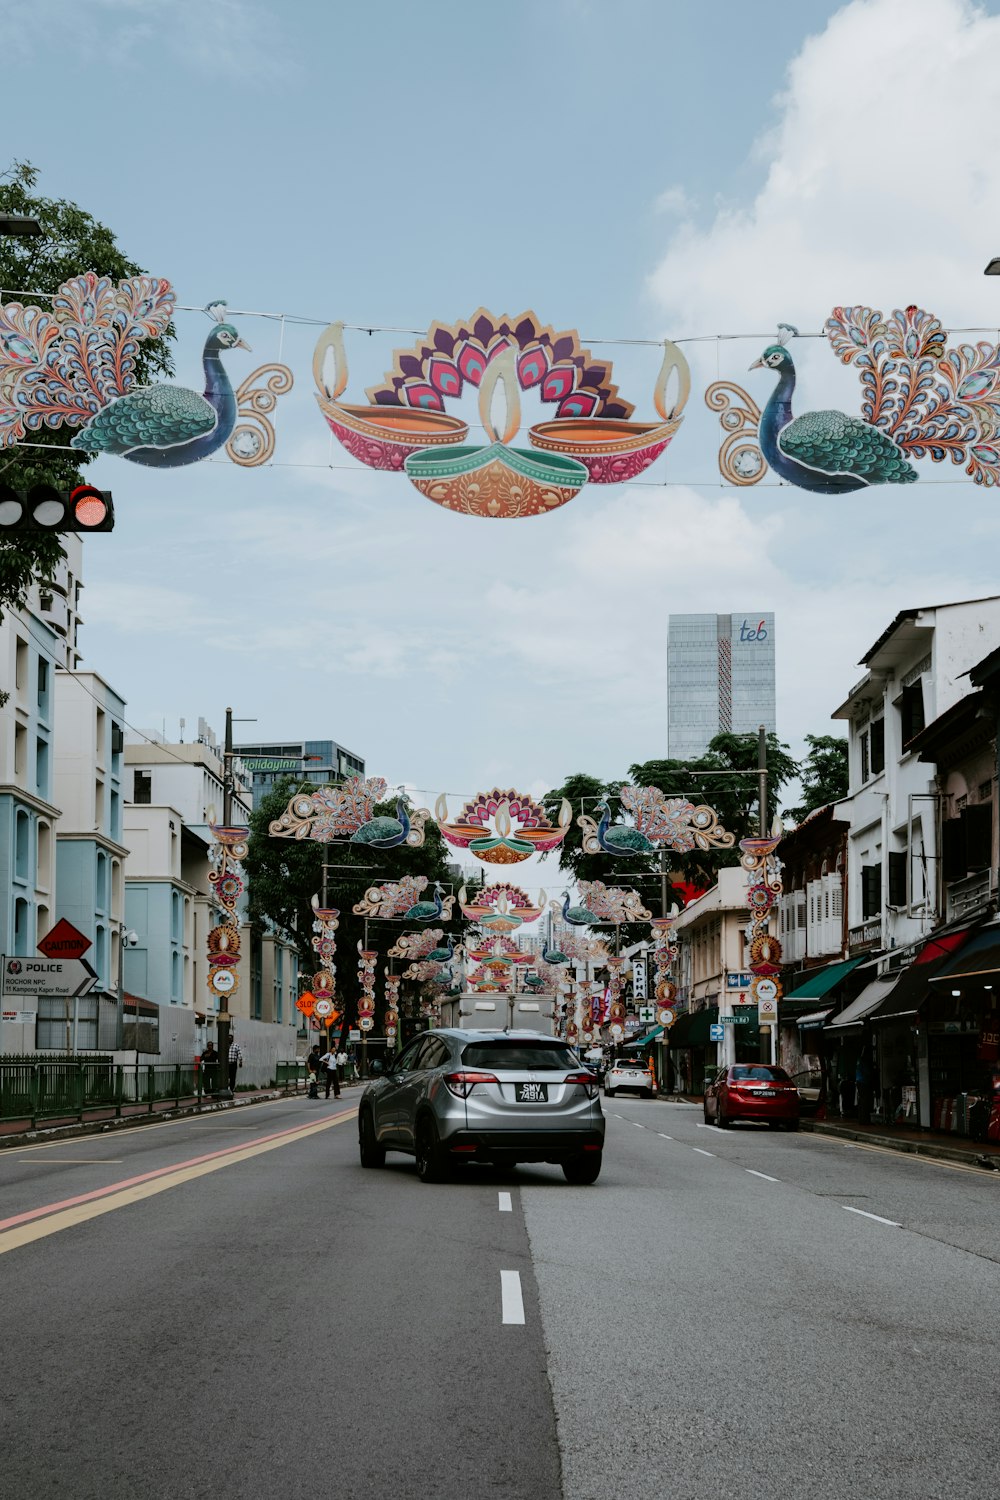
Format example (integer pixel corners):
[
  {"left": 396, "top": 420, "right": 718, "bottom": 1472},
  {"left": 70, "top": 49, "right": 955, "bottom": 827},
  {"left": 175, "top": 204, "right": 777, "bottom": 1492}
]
[
  {"left": 740, "top": 825, "right": 784, "bottom": 1019},
  {"left": 459, "top": 883, "right": 547, "bottom": 929},
  {"left": 437, "top": 790, "right": 572, "bottom": 866},
  {"left": 268, "top": 776, "right": 430, "bottom": 849},
  {"left": 313, "top": 308, "right": 689, "bottom": 517},
  {"left": 206, "top": 825, "right": 249, "bottom": 1009},
  {"left": 357, "top": 944, "right": 378, "bottom": 1033},
  {"left": 384, "top": 972, "right": 401, "bottom": 1049},
  {"left": 605, "top": 956, "right": 628, "bottom": 1042},
  {"left": 352, "top": 877, "right": 455, "bottom": 922},
  {"left": 649, "top": 914, "right": 679, "bottom": 1030},
  {"left": 578, "top": 786, "right": 734, "bottom": 858},
  {"left": 309, "top": 904, "right": 340, "bottom": 1028}
]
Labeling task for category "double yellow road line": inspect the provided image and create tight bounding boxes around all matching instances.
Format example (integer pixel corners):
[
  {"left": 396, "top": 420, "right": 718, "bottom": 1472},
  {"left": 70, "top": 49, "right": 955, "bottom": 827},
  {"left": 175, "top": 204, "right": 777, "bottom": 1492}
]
[{"left": 0, "top": 1105, "right": 357, "bottom": 1256}]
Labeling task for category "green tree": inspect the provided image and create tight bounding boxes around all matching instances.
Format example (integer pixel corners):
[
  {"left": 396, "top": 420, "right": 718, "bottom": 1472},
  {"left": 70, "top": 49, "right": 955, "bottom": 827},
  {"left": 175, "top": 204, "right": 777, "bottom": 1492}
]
[
  {"left": 244, "top": 780, "right": 465, "bottom": 1033},
  {"left": 0, "top": 161, "right": 175, "bottom": 620},
  {"left": 786, "top": 733, "right": 848, "bottom": 822}
]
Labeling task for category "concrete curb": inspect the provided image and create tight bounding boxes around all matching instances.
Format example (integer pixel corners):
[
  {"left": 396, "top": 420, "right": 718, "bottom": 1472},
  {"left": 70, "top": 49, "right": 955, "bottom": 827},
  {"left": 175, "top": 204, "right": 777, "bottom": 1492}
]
[
  {"left": 0, "top": 1083, "right": 366, "bottom": 1151},
  {"left": 802, "top": 1118, "right": 1000, "bottom": 1172}
]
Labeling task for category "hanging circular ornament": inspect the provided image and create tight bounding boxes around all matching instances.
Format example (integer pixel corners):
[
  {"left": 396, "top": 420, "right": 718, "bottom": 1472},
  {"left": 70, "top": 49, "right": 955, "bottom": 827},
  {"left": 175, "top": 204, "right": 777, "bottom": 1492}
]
[
  {"left": 208, "top": 967, "right": 238, "bottom": 997},
  {"left": 609, "top": 1022, "right": 625, "bottom": 1040},
  {"left": 313, "top": 997, "right": 334, "bottom": 1018},
  {"left": 656, "top": 979, "right": 677, "bottom": 1004},
  {"left": 358, "top": 1016, "right": 374, "bottom": 1031},
  {"left": 312, "top": 970, "right": 336, "bottom": 994},
  {"left": 747, "top": 884, "right": 775, "bottom": 911},
  {"left": 749, "top": 934, "right": 782, "bottom": 967},
  {"left": 658, "top": 1007, "right": 675, "bottom": 1027}
]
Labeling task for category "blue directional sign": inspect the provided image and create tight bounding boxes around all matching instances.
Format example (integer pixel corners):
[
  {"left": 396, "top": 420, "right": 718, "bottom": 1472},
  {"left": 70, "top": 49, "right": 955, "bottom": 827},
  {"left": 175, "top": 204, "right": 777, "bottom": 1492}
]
[{"left": 709, "top": 1023, "right": 724, "bottom": 1042}]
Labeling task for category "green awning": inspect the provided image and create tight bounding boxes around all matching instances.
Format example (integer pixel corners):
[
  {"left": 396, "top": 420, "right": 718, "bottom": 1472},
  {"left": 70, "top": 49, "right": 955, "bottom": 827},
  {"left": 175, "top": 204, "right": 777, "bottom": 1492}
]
[
  {"left": 668, "top": 1005, "right": 719, "bottom": 1048},
  {"left": 625, "top": 1026, "right": 664, "bottom": 1050},
  {"left": 783, "top": 957, "right": 865, "bottom": 1003}
]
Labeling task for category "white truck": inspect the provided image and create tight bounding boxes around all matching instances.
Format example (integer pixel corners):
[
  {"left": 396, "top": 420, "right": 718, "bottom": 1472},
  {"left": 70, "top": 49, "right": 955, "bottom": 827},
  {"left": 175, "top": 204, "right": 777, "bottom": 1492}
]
[{"left": 437, "top": 991, "right": 557, "bottom": 1035}]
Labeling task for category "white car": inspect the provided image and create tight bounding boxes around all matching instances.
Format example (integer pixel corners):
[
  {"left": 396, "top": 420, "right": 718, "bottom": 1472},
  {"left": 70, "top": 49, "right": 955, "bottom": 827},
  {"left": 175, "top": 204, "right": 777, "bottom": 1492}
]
[{"left": 604, "top": 1057, "right": 654, "bottom": 1099}]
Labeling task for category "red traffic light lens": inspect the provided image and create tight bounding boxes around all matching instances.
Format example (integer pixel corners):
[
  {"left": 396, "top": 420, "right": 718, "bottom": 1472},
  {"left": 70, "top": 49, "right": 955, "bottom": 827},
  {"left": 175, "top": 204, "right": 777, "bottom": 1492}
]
[{"left": 70, "top": 486, "right": 108, "bottom": 528}]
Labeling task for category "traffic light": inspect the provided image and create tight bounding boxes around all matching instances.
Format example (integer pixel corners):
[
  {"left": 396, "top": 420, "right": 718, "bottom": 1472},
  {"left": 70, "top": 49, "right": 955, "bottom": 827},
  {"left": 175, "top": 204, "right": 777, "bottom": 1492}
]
[{"left": 0, "top": 484, "right": 114, "bottom": 534}]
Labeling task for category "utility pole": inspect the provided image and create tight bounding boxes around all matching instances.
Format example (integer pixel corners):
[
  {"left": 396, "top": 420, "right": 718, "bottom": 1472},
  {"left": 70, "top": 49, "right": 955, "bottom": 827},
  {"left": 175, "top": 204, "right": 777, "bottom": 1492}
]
[
  {"left": 758, "top": 723, "right": 768, "bottom": 837},
  {"left": 214, "top": 707, "right": 235, "bottom": 1097}
]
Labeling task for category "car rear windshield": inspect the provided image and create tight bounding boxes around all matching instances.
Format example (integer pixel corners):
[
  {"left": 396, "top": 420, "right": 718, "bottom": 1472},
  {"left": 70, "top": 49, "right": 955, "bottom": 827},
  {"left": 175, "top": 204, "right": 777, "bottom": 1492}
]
[
  {"left": 462, "top": 1041, "right": 576, "bottom": 1071},
  {"left": 731, "top": 1065, "right": 791, "bottom": 1082}
]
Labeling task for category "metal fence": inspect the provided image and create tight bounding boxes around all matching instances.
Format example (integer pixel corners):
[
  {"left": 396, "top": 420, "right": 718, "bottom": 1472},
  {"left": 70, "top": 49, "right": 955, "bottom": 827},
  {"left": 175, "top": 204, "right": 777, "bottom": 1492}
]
[
  {"left": 0, "top": 1061, "right": 207, "bottom": 1130},
  {"left": 275, "top": 1061, "right": 310, "bottom": 1093}
]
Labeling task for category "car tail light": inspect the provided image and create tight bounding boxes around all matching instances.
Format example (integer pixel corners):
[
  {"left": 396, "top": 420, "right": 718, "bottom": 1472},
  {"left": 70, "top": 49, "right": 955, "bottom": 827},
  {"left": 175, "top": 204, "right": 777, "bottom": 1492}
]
[
  {"left": 564, "top": 1070, "right": 599, "bottom": 1100},
  {"left": 444, "top": 1071, "right": 499, "bottom": 1098}
]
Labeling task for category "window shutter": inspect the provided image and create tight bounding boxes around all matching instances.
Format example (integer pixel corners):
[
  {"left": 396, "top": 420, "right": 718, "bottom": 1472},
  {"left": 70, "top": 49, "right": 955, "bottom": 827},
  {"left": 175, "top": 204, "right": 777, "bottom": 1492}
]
[
  {"left": 962, "top": 803, "right": 992, "bottom": 871},
  {"left": 862, "top": 864, "right": 881, "bottom": 918},
  {"left": 888, "top": 851, "right": 907, "bottom": 906},
  {"left": 941, "top": 818, "right": 967, "bottom": 882},
  {"left": 901, "top": 681, "right": 925, "bottom": 745},
  {"left": 870, "top": 718, "right": 885, "bottom": 774}
]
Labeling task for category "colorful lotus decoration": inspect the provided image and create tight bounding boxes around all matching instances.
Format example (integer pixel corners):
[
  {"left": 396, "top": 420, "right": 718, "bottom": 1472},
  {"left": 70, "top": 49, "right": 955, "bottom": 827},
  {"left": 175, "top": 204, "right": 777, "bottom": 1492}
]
[
  {"left": 578, "top": 785, "right": 734, "bottom": 857},
  {"left": 205, "top": 825, "right": 249, "bottom": 1008},
  {"left": 268, "top": 775, "right": 430, "bottom": 849},
  {"left": 313, "top": 309, "right": 689, "bottom": 518},
  {"left": 436, "top": 789, "right": 572, "bottom": 865},
  {"left": 459, "top": 883, "right": 547, "bottom": 929}
]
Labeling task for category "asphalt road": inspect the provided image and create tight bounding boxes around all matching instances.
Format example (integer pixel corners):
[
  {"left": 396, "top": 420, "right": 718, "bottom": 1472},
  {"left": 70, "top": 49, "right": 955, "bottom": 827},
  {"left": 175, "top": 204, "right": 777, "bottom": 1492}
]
[{"left": 2, "top": 1091, "right": 999, "bottom": 1500}]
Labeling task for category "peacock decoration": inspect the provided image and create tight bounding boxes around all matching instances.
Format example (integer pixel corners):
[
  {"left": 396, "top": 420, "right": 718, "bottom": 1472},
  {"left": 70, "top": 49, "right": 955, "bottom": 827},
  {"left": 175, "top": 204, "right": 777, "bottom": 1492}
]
[
  {"left": 0, "top": 276, "right": 292, "bottom": 468},
  {"left": 402, "top": 882, "right": 446, "bottom": 923},
  {"left": 352, "top": 877, "right": 455, "bottom": 922},
  {"left": 269, "top": 777, "right": 430, "bottom": 849},
  {"left": 708, "top": 307, "right": 1000, "bottom": 493},
  {"left": 560, "top": 890, "right": 600, "bottom": 927},
  {"left": 542, "top": 941, "right": 569, "bottom": 965},
  {"left": 578, "top": 786, "right": 734, "bottom": 858}
]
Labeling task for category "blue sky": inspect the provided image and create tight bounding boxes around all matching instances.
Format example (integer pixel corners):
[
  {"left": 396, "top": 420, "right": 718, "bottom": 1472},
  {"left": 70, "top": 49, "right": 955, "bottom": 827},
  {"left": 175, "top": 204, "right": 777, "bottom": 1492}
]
[{"left": 7, "top": 0, "right": 1000, "bottom": 810}]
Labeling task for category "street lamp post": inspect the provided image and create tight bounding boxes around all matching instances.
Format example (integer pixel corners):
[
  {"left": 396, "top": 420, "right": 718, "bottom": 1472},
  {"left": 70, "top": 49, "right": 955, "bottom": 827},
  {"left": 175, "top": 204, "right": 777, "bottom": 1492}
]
[{"left": 118, "top": 926, "right": 139, "bottom": 1089}]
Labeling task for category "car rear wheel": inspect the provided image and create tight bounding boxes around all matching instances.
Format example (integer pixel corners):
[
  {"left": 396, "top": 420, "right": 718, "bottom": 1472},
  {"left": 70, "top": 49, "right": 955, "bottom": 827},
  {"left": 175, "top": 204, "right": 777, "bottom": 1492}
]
[
  {"left": 604, "top": 1087, "right": 616, "bottom": 1098},
  {"left": 716, "top": 1106, "right": 729, "bottom": 1128},
  {"left": 703, "top": 1103, "right": 711, "bottom": 1123},
  {"left": 563, "top": 1152, "right": 602, "bottom": 1185},
  {"left": 415, "top": 1116, "right": 447, "bottom": 1184},
  {"left": 359, "top": 1109, "right": 386, "bottom": 1168},
  {"left": 784, "top": 1119, "right": 799, "bottom": 1132}
]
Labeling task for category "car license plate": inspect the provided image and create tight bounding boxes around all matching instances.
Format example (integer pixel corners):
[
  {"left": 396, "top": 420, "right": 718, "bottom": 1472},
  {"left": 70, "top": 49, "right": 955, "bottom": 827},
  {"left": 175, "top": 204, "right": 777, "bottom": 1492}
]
[
  {"left": 756, "top": 1089, "right": 776, "bottom": 1097},
  {"left": 516, "top": 1082, "right": 548, "bottom": 1103}
]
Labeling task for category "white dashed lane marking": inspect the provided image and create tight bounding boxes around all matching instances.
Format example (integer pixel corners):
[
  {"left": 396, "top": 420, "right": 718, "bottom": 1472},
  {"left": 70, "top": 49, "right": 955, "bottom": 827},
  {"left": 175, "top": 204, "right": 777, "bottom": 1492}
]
[
  {"left": 657, "top": 1133, "right": 673, "bottom": 1140},
  {"left": 746, "top": 1169, "right": 779, "bottom": 1183},
  {"left": 501, "top": 1270, "right": 525, "bottom": 1324},
  {"left": 498, "top": 1192, "right": 512, "bottom": 1212},
  {"left": 843, "top": 1205, "right": 900, "bottom": 1227},
  {"left": 692, "top": 1148, "right": 715, "bottom": 1157}
]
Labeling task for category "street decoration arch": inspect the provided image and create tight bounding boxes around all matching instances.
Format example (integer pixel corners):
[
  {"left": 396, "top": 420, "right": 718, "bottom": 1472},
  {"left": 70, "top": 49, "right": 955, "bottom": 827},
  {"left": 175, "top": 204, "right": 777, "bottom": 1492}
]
[
  {"left": 458, "top": 882, "right": 547, "bottom": 928},
  {"left": 351, "top": 877, "right": 455, "bottom": 922}
]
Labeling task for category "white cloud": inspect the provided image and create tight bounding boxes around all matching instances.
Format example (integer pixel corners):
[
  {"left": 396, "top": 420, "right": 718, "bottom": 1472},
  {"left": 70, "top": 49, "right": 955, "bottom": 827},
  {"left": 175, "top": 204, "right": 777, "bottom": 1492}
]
[{"left": 649, "top": 0, "right": 1000, "bottom": 336}]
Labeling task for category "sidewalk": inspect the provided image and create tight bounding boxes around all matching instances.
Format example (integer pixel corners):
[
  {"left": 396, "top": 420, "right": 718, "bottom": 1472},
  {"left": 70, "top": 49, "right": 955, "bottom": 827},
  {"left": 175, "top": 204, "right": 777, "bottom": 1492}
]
[
  {"left": 657, "top": 1092, "right": 1000, "bottom": 1172},
  {"left": 0, "top": 1081, "right": 364, "bottom": 1150}
]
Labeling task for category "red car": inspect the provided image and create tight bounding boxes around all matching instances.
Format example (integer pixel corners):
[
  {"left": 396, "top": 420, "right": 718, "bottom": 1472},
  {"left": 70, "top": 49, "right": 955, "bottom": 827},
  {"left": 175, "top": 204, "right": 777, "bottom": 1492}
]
[{"left": 704, "top": 1065, "right": 800, "bottom": 1130}]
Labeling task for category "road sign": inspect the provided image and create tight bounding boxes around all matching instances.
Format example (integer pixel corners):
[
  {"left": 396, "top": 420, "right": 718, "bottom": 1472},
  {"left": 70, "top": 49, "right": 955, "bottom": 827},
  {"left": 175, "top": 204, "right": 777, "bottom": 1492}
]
[
  {"left": 725, "top": 972, "right": 752, "bottom": 990},
  {"left": 632, "top": 961, "right": 647, "bottom": 999},
  {"left": 348, "top": 1028, "right": 361, "bottom": 1041},
  {"left": 37, "top": 919, "right": 91, "bottom": 961},
  {"left": 638, "top": 1005, "right": 654, "bottom": 1023},
  {"left": 757, "top": 996, "right": 779, "bottom": 1021},
  {"left": 1, "top": 955, "right": 97, "bottom": 998},
  {"left": 296, "top": 991, "right": 317, "bottom": 1016},
  {"left": 709, "top": 1022, "right": 725, "bottom": 1042},
  {"left": 720, "top": 1013, "right": 751, "bottom": 1025}
]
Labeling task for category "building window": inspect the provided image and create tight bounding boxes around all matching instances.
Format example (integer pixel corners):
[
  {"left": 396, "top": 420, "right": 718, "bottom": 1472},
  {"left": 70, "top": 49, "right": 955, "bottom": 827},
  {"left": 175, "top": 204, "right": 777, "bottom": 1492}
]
[
  {"left": 900, "top": 680, "right": 925, "bottom": 747},
  {"left": 35, "top": 737, "right": 49, "bottom": 798},
  {"left": 870, "top": 718, "right": 885, "bottom": 775},
  {"left": 861, "top": 864, "right": 881, "bottom": 919},
  {"left": 15, "top": 636, "right": 28, "bottom": 695},
  {"left": 37, "top": 658, "right": 49, "bottom": 713},
  {"left": 14, "top": 810, "right": 30, "bottom": 881},
  {"left": 13, "top": 896, "right": 30, "bottom": 955},
  {"left": 859, "top": 729, "right": 870, "bottom": 785},
  {"left": 979, "top": 781, "right": 993, "bottom": 802},
  {"left": 14, "top": 723, "right": 27, "bottom": 779},
  {"left": 888, "top": 851, "right": 907, "bottom": 907},
  {"left": 133, "top": 770, "right": 152, "bottom": 805}
]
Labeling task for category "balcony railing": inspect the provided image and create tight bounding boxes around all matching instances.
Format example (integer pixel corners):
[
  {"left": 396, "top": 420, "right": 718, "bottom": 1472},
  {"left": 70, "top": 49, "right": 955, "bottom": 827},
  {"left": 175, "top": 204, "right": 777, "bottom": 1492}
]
[{"left": 946, "top": 868, "right": 997, "bottom": 924}]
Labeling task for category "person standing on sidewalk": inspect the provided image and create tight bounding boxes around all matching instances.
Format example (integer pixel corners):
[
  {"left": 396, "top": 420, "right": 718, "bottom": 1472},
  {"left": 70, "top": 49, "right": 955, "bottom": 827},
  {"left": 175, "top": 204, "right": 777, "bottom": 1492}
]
[
  {"left": 306, "top": 1045, "right": 322, "bottom": 1098},
  {"left": 228, "top": 1035, "right": 244, "bottom": 1091},
  {"left": 319, "top": 1044, "right": 342, "bottom": 1099},
  {"left": 201, "top": 1042, "right": 218, "bottom": 1095}
]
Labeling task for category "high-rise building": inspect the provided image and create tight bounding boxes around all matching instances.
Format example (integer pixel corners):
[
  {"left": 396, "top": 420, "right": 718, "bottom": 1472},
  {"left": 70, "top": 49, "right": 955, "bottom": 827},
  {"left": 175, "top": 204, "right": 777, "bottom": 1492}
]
[
  {"left": 667, "top": 612, "right": 776, "bottom": 759},
  {"left": 234, "top": 738, "right": 366, "bottom": 809}
]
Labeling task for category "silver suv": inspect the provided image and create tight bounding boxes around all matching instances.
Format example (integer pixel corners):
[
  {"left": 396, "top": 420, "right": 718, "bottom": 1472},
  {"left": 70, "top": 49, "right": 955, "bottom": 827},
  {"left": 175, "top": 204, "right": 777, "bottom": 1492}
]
[{"left": 358, "top": 1029, "right": 605, "bottom": 1184}]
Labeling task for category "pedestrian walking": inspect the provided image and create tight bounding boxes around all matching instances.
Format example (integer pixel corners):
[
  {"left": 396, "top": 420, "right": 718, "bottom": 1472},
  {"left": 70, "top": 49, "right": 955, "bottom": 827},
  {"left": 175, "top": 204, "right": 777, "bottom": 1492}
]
[
  {"left": 228, "top": 1035, "right": 244, "bottom": 1091},
  {"left": 306, "top": 1044, "right": 322, "bottom": 1099},
  {"left": 320, "top": 1044, "right": 342, "bottom": 1099},
  {"left": 201, "top": 1041, "right": 218, "bottom": 1095}
]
